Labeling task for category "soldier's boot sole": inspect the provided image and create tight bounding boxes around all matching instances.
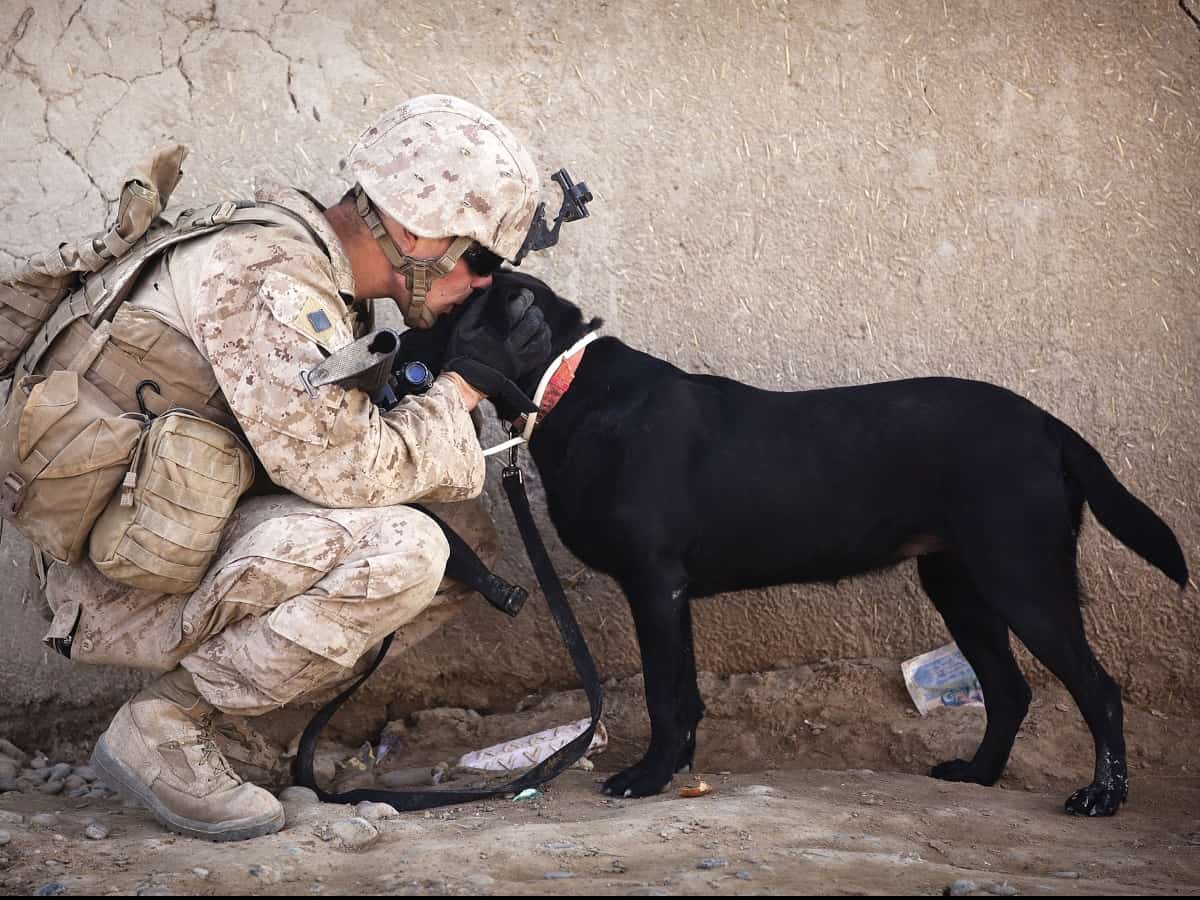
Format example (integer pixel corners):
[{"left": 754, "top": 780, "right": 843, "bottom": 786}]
[{"left": 91, "top": 736, "right": 285, "bottom": 842}]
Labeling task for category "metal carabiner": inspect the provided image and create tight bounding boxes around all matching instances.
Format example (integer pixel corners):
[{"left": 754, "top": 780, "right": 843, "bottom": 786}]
[{"left": 134, "top": 379, "right": 162, "bottom": 418}]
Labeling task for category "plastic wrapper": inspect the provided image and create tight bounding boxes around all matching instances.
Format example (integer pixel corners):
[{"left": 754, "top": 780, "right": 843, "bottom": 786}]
[
  {"left": 457, "top": 719, "right": 608, "bottom": 772},
  {"left": 901, "top": 642, "right": 984, "bottom": 715}
]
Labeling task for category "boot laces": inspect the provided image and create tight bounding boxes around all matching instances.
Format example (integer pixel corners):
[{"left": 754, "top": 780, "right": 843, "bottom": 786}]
[{"left": 195, "top": 713, "right": 242, "bottom": 783}]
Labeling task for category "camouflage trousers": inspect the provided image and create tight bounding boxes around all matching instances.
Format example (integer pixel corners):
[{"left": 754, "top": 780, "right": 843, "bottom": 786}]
[{"left": 43, "top": 495, "right": 457, "bottom": 715}]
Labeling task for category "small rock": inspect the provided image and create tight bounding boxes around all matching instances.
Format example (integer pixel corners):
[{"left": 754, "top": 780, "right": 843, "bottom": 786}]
[
  {"left": 354, "top": 801, "right": 399, "bottom": 821},
  {"left": 697, "top": 858, "right": 728, "bottom": 870},
  {"left": 192, "top": 868, "right": 210, "bottom": 879},
  {"left": 40, "top": 779, "right": 65, "bottom": 796},
  {"left": 30, "top": 755, "right": 49, "bottom": 770},
  {"left": 465, "top": 874, "right": 495, "bottom": 888},
  {"left": 84, "top": 823, "right": 109, "bottom": 841},
  {"left": 33, "top": 884, "right": 64, "bottom": 897},
  {"left": 73, "top": 766, "right": 98, "bottom": 783},
  {"left": 0, "top": 760, "right": 17, "bottom": 780},
  {"left": 741, "top": 785, "right": 776, "bottom": 796},
  {"left": 542, "top": 840, "right": 577, "bottom": 851},
  {"left": 49, "top": 763, "right": 72, "bottom": 781},
  {"left": 66, "top": 787, "right": 90, "bottom": 800},
  {"left": 135, "top": 887, "right": 175, "bottom": 896},
  {"left": 0, "top": 830, "right": 10, "bottom": 846},
  {"left": 318, "top": 817, "right": 379, "bottom": 850},
  {"left": 0, "top": 777, "right": 17, "bottom": 793},
  {"left": 30, "top": 813, "right": 58, "bottom": 829},
  {"left": 0, "top": 739, "right": 30, "bottom": 765},
  {"left": 23, "top": 768, "right": 49, "bottom": 783},
  {"left": 544, "top": 871, "right": 574, "bottom": 880},
  {"left": 945, "top": 880, "right": 978, "bottom": 897},
  {"left": 1052, "top": 872, "right": 1079, "bottom": 880},
  {"left": 736, "top": 871, "right": 753, "bottom": 880},
  {"left": 0, "top": 810, "right": 22, "bottom": 825},
  {"left": 988, "top": 884, "right": 1018, "bottom": 897},
  {"left": 64, "top": 775, "right": 86, "bottom": 791},
  {"left": 86, "top": 787, "right": 110, "bottom": 801},
  {"left": 279, "top": 786, "right": 319, "bottom": 804},
  {"left": 249, "top": 864, "right": 281, "bottom": 884}
]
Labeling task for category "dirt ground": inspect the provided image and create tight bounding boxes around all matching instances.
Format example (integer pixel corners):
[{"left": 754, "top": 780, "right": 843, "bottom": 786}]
[{"left": 2, "top": 661, "right": 1198, "bottom": 895}]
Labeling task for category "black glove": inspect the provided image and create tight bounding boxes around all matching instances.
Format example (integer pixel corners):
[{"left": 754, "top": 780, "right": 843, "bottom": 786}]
[{"left": 444, "top": 287, "right": 551, "bottom": 413}]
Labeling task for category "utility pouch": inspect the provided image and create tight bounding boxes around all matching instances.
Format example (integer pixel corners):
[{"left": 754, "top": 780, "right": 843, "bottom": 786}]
[
  {"left": 0, "top": 370, "right": 144, "bottom": 564},
  {"left": 88, "top": 410, "right": 254, "bottom": 594}
]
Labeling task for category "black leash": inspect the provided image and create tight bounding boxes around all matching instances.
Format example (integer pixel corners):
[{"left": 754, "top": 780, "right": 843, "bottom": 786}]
[{"left": 293, "top": 457, "right": 603, "bottom": 809}]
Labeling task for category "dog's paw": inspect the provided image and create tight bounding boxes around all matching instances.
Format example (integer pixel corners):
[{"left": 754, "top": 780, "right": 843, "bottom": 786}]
[
  {"left": 929, "top": 759, "right": 995, "bottom": 786},
  {"left": 1064, "top": 782, "right": 1126, "bottom": 817},
  {"left": 602, "top": 763, "right": 674, "bottom": 799}
]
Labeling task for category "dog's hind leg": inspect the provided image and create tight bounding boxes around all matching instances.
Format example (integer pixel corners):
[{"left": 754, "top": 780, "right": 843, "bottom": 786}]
[
  {"left": 959, "top": 512, "right": 1128, "bottom": 816},
  {"left": 918, "top": 552, "right": 1031, "bottom": 786},
  {"left": 603, "top": 569, "right": 693, "bottom": 798}
]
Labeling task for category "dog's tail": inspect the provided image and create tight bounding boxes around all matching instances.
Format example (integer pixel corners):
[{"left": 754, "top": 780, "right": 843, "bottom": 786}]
[{"left": 1054, "top": 418, "right": 1188, "bottom": 587}]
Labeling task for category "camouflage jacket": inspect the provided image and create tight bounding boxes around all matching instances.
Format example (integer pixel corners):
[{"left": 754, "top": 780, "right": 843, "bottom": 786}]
[{"left": 125, "top": 186, "right": 485, "bottom": 507}]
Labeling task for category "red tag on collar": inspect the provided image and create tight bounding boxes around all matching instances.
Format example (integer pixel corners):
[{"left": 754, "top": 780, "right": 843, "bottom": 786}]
[{"left": 510, "top": 342, "right": 591, "bottom": 436}]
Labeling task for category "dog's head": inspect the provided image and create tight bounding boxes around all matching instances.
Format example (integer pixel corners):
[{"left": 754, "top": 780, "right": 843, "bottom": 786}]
[{"left": 398, "top": 270, "right": 602, "bottom": 421}]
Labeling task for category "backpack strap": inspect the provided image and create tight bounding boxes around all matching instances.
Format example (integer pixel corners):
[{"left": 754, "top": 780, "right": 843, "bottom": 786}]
[{"left": 16, "top": 201, "right": 324, "bottom": 382}]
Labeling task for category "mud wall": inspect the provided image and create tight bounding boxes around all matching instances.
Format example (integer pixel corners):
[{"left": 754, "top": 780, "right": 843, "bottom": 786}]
[{"left": 1, "top": 0, "right": 1196, "bottom": 749}]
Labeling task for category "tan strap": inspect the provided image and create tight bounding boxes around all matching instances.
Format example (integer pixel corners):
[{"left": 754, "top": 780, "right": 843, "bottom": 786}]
[
  {"left": 112, "top": 533, "right": 207, "bottom": 584},
  {"left": 131, "top": 503, "right": 224, "bottom": 553}
]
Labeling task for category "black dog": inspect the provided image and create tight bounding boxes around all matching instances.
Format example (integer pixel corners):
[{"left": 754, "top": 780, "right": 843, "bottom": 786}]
[{"left": 403, "top": 271, "right": 1188, "bottom": 817}]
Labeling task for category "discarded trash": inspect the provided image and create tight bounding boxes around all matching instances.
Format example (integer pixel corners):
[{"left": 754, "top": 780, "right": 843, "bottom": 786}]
[
  {"left": 458, "top": 719, "right": 608, "bottom": 772},
  {"left": 513, "top": 788, "right": 544, "bottom": 802},
  {"left": 901, "top": 642, "right": 984, "bottom": 716},
  {"left": 679, "top": 780, "right": 712, "bottom": 798}
]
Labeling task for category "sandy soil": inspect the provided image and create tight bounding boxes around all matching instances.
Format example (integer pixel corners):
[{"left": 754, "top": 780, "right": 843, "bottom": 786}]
[{"left": 2, "top": 661, "right": 1198, "bottom": 895}]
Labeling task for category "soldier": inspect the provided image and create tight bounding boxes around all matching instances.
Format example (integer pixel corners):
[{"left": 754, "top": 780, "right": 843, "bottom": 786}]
[{"left": 39, "top": 95, "right": 553, "bottom": 841}]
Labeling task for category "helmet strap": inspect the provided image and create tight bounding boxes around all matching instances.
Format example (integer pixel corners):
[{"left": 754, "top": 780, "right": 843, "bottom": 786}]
[{"left": 352, "top": 184, "right": 473, "bottom": 330}]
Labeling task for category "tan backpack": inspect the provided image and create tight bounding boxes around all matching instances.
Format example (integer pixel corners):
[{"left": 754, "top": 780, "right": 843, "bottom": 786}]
[{"left": 0, "top": 146, "right": 314, "bottom": 585}]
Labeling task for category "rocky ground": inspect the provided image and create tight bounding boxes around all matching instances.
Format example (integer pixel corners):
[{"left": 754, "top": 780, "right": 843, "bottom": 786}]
[{"left": 2, "top": 661, "right": 1198, "bottom": 895}]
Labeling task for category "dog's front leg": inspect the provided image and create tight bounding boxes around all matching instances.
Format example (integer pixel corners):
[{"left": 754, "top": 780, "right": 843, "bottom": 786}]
[{"left": 604, "top": 575, "right": 693, "bottom": 798}]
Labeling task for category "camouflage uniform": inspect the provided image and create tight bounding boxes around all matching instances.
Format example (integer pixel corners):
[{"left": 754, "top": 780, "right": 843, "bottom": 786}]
[{"left": 43, "top": 186, "right": 487, "bottom": 713}]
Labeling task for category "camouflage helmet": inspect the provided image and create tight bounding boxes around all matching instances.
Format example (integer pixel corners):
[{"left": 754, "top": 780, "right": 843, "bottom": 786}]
[{"left": 349, "top": 95, "right": 540, "bottom": 263}]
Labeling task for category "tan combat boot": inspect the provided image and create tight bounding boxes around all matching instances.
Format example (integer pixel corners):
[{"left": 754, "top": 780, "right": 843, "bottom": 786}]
[{"left": 91, "top": 667, "right": 285, "bottom": 841}]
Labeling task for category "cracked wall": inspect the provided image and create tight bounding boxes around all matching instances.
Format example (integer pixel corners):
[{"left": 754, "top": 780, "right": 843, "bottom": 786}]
[{"left": 1, "top": 0, "right": 1197, "bottom": 750}]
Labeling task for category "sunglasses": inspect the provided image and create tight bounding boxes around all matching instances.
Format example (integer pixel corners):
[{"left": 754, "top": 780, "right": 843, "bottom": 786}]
[{"left": 462, "top": 242, "right": 503, "bottom": 277}]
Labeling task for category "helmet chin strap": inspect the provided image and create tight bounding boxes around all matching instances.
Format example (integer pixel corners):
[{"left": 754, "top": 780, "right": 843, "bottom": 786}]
[{"left": 353, "top": 184, "right": 473, "bottom": 330}]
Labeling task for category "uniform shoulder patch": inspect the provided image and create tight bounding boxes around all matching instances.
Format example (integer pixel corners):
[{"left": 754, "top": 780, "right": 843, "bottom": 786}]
[{"left": 292, "top": 296, "right": 352, "bottom": 351}]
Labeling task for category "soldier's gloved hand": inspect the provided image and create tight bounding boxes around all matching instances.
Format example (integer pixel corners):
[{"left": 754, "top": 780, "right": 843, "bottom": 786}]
[{"left": 444, "top": 288, "right": 551, "bottom": 414}]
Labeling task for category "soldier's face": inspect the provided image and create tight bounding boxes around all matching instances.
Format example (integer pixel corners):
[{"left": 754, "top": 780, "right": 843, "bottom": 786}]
[{"left": 396, "top": 235, "right": 494, "bottom": 320}]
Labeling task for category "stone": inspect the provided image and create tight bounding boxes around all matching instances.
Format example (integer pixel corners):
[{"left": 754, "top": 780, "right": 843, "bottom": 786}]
[
  {"left": 192, "top": 868, "right": 210, "bottom": 879},
  {"left": 73, "top": 766, "right": 98, "bottom": 782},
  {"left": 988, "top": 885, "right": 1018, "bottom": 897},
  {"left": 0, "top": 811, "right": 21, "bottom": 825},
  {"left": 23, "top": 768, "right": 49, "bottom": 783},
  {"left": 49, "top": 763, "right": 72, "bottom": 781},
  {"left": 544, "top": 871, "right": 574, "bottom": 880},
  {"left": 39, "top": 779, "right": 65, "bottom": 796},
  {"left": 30, "top": 813, "right": 58, "bottom": 829},
  {"left": 30, "top": 755, "right": 49, "bottom": 770},
  {"left": 84, "top": 823, "right": 109, "bottom": 840},
  {"left": 354, "top": 801, "right": 399, "bottom": 821},
  {"left": 33, "top": 884, "right": 64, "bottom": 897},
  {"left": 0, "top": 760, "right": 17, "bottom": 780},
  {"left": 319, "top": 817, "right": 379, "bottom": 850},
  {"left": 697, "top": 858, "right": 728, "bottom": 870},
  {"left": 67, "top": 787, "right": 90, "bottom": 799},
  {"left": 279, "top": 786, "right": 319, "bottom": 804},
  {"left": 946, "top": 880, "right": 978, "bottom": 897},
  {"left": 64, "top": 775, "right": 86, "bottom": 791},
  {"left": 0, "top": 830, "right": 9, "bottom": 846},
  {"left": 1052, "top": 872, "right": 1079, "bottom": 880},
  {"left": 249, "top": 864, "right": 282, "bottom": 884},
  {"left": 0, "top": 740, "right": 30, "bottom": 766},
  {"left": 0, "top": 777, "right": 17, "bottom": 793},
  {"left": 465, "top": 874, "right": 496, "bottom": 888},
  {"left": 542, "top": 840, "right": 577, "bottom": 850},
  {"left": 736, "top": 871, "right": 753, "bottom": 880}
]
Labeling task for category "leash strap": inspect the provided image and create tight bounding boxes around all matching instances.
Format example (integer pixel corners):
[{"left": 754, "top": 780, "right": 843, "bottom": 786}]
[{"left": 293, "top": 466, "right": 604, "bottom": 810}]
